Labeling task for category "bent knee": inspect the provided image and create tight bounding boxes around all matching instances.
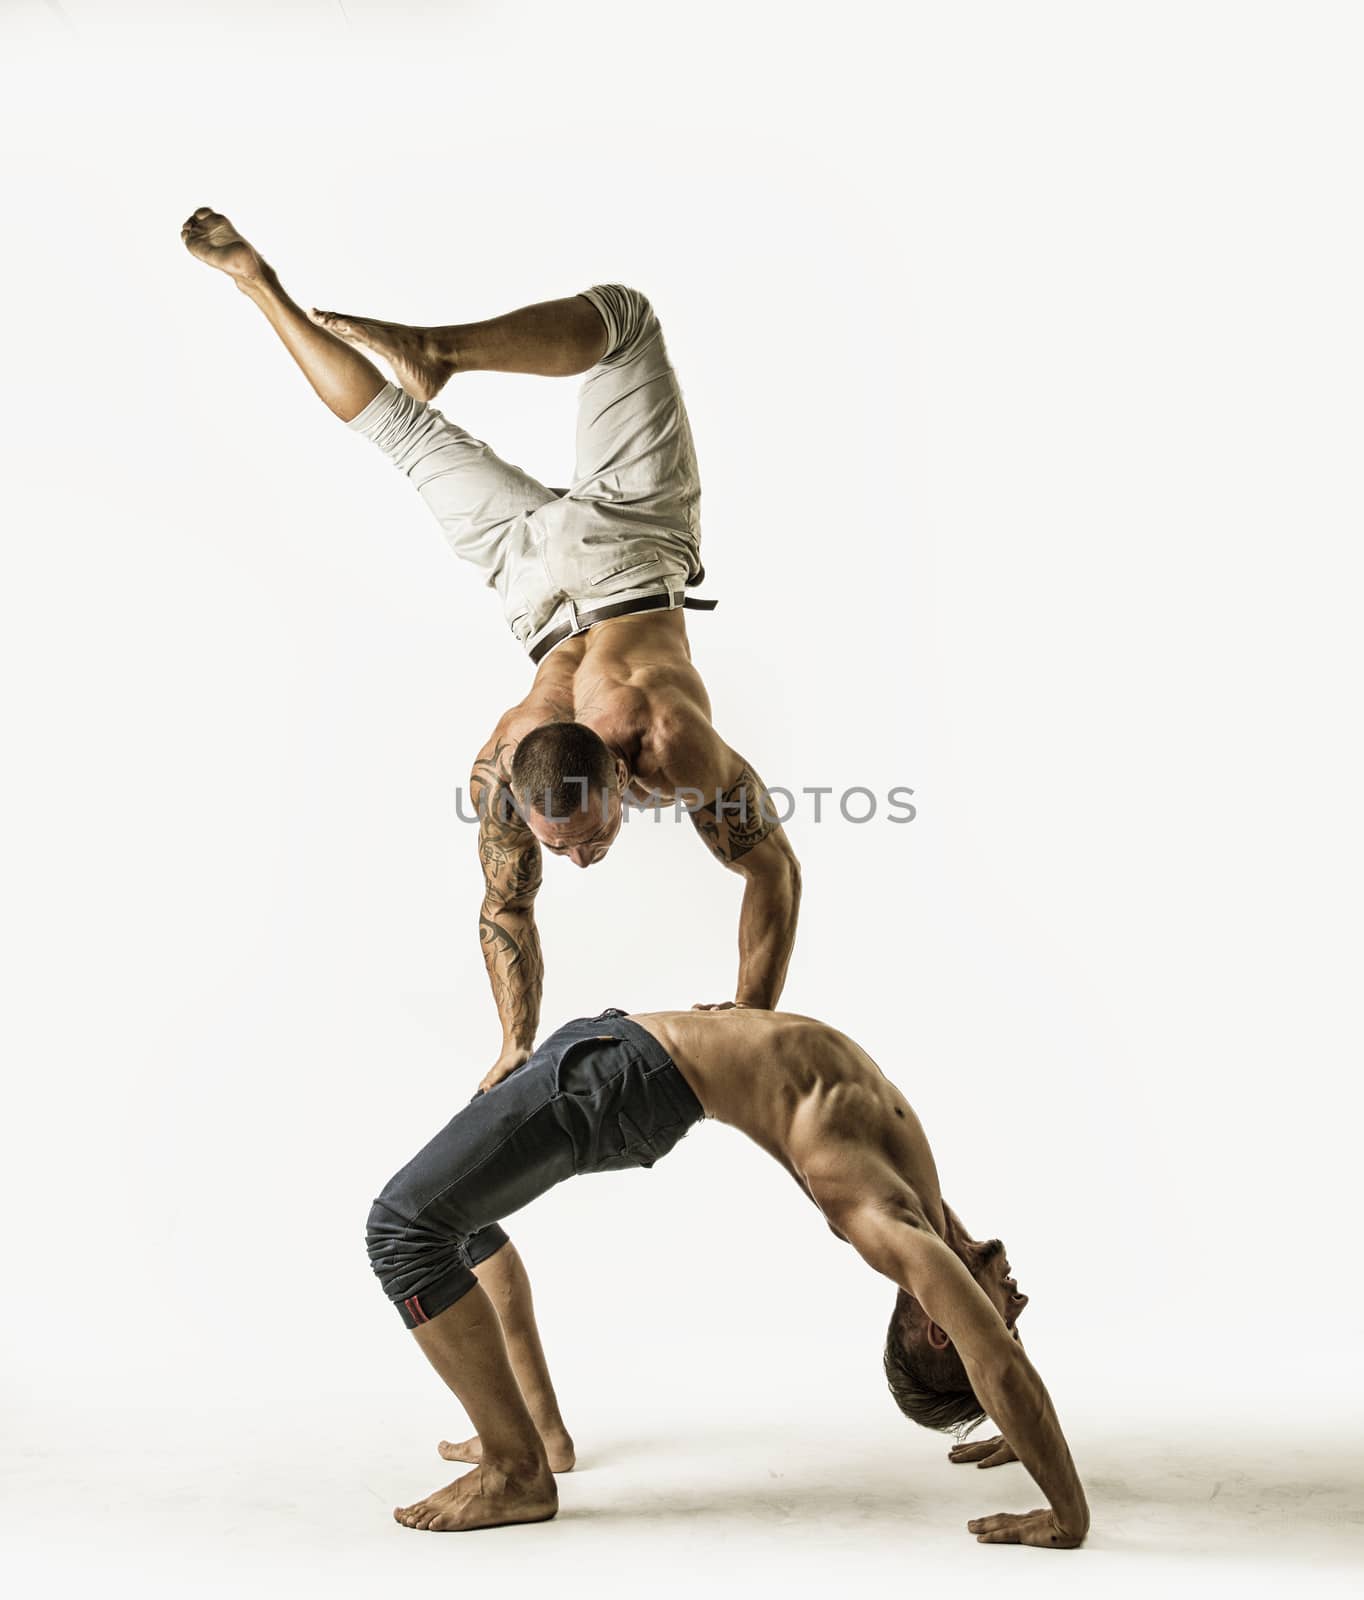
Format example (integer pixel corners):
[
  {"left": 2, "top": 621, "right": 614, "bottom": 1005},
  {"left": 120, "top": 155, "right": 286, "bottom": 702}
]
[
  {"left": 584, "top": 284, "right": 659, "bottom": 364},
  {"left": 365, "top": 1187, "right": 406, "bottom": 1274}
]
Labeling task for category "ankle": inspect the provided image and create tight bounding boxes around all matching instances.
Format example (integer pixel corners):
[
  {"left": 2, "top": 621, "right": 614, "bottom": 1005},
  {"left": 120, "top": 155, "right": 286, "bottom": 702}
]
[
  {"left": 426, "top": 325, "right": 463, "bottom": 373},
  {"left": 235, "top": 260, "right": 279, "bottom": 300},
  {"left": 480, "top": 1442, "right": 550, "bottom": 1482}
]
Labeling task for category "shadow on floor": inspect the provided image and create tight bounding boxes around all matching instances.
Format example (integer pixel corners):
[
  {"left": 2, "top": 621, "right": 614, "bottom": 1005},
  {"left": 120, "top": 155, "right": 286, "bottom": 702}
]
[{"left": 567, "top": 1420, "right": 1364, "bottom": 1557}]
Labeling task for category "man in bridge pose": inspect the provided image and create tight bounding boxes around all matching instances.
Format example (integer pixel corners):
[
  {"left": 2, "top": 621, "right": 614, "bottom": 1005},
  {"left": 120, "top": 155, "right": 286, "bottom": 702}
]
[
  {"left": 364, "top": 1004, "right": 1090, "bottom": 1550},
  {"left": 182, "top": 211, "right": 801, "bottom": 1087}
]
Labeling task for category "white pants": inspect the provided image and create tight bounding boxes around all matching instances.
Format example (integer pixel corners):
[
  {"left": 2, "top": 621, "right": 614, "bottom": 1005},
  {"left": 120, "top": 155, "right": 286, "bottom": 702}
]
[{"left": 347, "top": 285, "right": 704, "bottom": 655}]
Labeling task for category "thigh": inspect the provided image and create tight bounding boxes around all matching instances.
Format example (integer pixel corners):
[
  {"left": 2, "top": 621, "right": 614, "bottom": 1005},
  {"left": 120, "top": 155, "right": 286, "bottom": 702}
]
[
  {"left": 378, "top": 1052, "right": 573, "bottom": 1243},
  {"left": 570, "top": 288, "right": 701, "bottom": 531},
  {"left": 349, "top": 382, "right": 556, "bottom": 573}
]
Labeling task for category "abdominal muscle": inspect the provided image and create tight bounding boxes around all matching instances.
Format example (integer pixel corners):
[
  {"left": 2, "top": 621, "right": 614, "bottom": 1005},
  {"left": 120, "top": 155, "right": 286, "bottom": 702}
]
[{"left": 631, "top": 1010, "right": 945, "bottom": 1226}]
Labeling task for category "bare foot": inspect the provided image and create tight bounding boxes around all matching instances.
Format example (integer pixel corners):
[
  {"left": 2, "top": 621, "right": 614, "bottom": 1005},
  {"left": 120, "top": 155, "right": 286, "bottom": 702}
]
[
  {"left": 180, "top": 207, "right": 270, "bottom": 288},
  {"left": 439, "top": 1428, "right": 576, "bottom": 1473},
  {"left": 307, "top": 309, "right": 454, "bottom": 402},
  {"left": 394, "top": 1461, "right": 557, "bottom": 1533}
]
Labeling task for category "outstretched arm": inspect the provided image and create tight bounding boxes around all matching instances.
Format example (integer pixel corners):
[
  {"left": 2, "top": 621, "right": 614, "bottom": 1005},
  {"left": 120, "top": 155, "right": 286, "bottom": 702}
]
[
  {"left": 683, "top": 743, "right": 802, "bottom": 1009},
  {"left": 843, "top": 1201, "right": 1089, "bottom": 1549},
  {"left": 471, "top": 739, "right": 545, "bottom": 1091}
]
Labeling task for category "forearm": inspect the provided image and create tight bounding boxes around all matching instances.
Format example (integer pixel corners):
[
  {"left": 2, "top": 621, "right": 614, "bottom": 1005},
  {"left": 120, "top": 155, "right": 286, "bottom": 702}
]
[
  {"left": 735, "top": 858, "right": 801, "bottom": 1007},
  {"left": 965, "top": 1349, "right": 1089, "bottom": 1538},
  {"left": 478, "top": 899, "right": 543, "bottom": 1051}
]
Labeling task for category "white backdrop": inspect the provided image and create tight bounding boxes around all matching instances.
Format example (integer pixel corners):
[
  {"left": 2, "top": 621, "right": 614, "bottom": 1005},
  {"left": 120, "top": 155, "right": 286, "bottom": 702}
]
[{"left": 2, "top": 2, "right": 1362, "bottom": 1594}]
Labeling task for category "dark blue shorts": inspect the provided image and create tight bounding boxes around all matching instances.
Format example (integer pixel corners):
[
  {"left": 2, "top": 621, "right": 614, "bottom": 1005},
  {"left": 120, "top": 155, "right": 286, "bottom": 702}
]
[{"left": 366, "top": 1009, "right": 704, "bottom": 1327}]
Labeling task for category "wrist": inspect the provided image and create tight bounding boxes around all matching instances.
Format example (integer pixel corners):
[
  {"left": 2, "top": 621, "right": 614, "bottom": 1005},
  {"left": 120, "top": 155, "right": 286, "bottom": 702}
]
[{"left": 1052, "top": 1500, "right": 1090, "bottom": 1540}]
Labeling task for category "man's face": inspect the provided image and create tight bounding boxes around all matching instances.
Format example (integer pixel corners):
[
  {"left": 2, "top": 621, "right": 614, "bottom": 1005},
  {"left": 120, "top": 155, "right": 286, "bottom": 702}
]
[
  {"left": 899, "top": 1233, "right": 1031, "bottom": 1366},
  {"left": 965, "top": 1236, "right": 1030, "bottom": 1334},
  {"left": 523, "top": 783, "right": 624, "bottom": 868},
  {"left": 939, "top": 1204, "right": 1029, "bottom": 1334}
]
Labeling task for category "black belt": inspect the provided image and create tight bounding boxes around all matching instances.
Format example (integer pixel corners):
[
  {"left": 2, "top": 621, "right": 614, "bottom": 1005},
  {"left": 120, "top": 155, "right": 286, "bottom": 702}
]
[{"left": 528, "top": 590, "right": 718, "bottom": 664}]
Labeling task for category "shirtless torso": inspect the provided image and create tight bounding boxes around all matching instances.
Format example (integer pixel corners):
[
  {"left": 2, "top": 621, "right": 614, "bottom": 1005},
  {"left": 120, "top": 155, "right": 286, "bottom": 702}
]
[
  {"left": 473, "top": 611, "right": 801, "bottom": 1088},
  {"left": 179, "top": 214, "right": 802, "bottom": 1095},
  {"left": 632, "top": 1005, "right": 1088, "bottom": 1549},
  {"left": 636, "top": 1004, "right": 947, "bottom": 1235}
]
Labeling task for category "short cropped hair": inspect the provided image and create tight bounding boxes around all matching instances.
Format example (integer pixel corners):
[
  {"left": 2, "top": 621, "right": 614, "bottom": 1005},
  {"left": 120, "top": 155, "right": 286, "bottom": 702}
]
[
  {"left": 883, "top": 1301, "right": 987, "bottom": 1437},
  {"left": 510, "top": 722, "right": 617, "bottom": 819}
]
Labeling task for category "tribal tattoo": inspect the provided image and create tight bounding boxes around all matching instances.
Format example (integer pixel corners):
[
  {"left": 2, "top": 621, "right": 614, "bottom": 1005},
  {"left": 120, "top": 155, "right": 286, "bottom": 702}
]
[
  {"left": 471, "top": 739, "right": 544, "bottom": 1048},
  {"left": 689, "top": 764, "right": 782, "bottom": 864}
]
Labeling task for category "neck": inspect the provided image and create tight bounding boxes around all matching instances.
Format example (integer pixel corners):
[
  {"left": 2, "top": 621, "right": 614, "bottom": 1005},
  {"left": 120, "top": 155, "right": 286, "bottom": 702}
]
[{"left": 940, "top": 1200, "right": 971, "bottom": 1253}]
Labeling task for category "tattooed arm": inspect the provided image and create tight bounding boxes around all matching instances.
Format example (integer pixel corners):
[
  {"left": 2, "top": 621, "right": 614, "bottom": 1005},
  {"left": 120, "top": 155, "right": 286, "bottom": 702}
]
[
  {"left": 470, "top": 736, "right": 545, "bottom": 1092},
  {"left": 678, "top": 730, "right": 802, "bottom": 1010}
]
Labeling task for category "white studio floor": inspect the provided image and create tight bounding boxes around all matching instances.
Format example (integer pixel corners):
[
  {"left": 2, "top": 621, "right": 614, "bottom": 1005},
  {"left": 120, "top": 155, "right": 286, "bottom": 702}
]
[{"left": 4, "top": 1397, "right": 1360, "bottom": 1598}]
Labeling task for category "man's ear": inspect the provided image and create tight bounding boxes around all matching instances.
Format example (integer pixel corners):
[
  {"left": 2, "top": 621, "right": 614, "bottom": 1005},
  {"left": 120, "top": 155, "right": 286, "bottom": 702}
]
[
  {"left": 926, "top": 1320, "right": 951, "bottom": 1352},
  {"left": 614, "top": 755, "right": 630, "bottom": 793}
]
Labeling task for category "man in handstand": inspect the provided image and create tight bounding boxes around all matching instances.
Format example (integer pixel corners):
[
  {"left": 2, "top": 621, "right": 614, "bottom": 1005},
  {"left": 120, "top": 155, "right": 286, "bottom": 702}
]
[
  {"left": 181, "top": 210, "right": 801, "bottom": 1088},
  {"left": 365, "top": 1006, "right": 1090, "bottom": 1550}
]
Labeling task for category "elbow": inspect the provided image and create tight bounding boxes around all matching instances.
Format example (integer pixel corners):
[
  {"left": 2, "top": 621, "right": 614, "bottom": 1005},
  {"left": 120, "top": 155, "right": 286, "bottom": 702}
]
[
  {"left": 779, "top": 852, "right": 802, "bottom": 925},
  {"left": 482, "top": 892, "right": 530, "bottom": 921}
]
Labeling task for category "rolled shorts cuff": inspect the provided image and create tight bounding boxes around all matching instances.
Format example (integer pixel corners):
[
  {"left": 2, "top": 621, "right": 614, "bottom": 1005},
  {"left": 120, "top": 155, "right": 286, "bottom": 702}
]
[
  {"left": 466, "top": 1223, "right": 512, "bottom": 1269},
  {"left": 394, "top": 1263, "right": 479, "bottom": 1330},
  {"left": 346, "top": 380, "right": 406, "bottom": 435}
]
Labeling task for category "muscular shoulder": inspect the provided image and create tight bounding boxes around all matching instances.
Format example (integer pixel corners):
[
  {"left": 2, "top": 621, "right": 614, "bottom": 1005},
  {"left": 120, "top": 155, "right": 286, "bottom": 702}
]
[{"left": 638, "top": 697, "right": 721, "bottom": 788}]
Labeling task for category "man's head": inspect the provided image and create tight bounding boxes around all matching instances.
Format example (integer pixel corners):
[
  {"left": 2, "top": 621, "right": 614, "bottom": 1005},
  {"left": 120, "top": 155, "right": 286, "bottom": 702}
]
[
  {"left": 882, "top": 1215, "right": 1030, "bottom": 1436},
  {"left": 509, "top": 722, "right": 629, "bottom": 868}
]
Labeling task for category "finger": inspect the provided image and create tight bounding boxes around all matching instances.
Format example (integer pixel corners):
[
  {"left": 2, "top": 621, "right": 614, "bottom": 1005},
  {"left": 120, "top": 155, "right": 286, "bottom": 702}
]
[
  {"left": 951, "top": 1441, "right": 991, "bottom": 1462},
  {"left": 979, "top": 1447, "right": 1013, "bottom": 1468},
  {"left": 967, "top": 1513, "right": 1014, "bottom": 1533},
  {"left": 976, "top": 1528, "right": 1021, "bottom": 1544}
]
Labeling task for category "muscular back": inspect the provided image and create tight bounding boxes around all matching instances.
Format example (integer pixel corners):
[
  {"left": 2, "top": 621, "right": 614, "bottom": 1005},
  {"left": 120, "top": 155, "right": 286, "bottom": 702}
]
[
  {"left": 484, "top": 609, "right": 715, "bottom": 799},
  {"left": 473, "top": 606, "right": 794, "bottom": 920}
]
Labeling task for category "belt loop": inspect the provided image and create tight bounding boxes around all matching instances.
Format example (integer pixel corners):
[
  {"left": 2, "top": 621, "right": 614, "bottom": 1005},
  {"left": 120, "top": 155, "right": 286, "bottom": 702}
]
[{"left": 564, "top": 598, "right": 579, "bottom": 634}]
